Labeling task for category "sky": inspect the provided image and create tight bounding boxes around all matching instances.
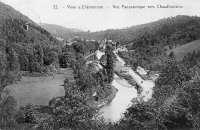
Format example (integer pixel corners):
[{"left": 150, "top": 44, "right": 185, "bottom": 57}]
[{"left": 0, "top": 0, "right": 200, "bottom": 32}]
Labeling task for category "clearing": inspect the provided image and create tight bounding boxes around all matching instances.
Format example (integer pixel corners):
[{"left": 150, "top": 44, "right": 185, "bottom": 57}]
[{"left": 4, "top": 68, "right": 73, "bottom": 107}]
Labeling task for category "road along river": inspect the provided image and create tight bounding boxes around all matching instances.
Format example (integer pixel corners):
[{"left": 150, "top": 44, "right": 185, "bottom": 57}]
[{"left": 96, "top": 50, "right": 155, "bottom": 122}]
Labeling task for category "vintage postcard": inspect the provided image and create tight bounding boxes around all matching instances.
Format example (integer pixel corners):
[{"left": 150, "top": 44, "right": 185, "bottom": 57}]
[{"left": 0, "top": 0, "right": 200, "bottom": 129}]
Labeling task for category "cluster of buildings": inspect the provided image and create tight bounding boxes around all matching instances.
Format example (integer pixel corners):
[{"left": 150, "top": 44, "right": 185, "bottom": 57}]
[
  {"left": 98, "top": 39, "right": 128, "bottom": 52},
  {"left": 65, "top": 37, "right": 129, "bottom": 53}
]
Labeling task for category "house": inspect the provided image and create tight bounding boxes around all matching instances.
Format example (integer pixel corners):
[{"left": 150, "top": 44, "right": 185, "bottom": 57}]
[
  {"left": 56, "top": 37, "right": 64, "bottom": 42},
  {"left": 116, "top": 45, "right": 128, "bottom": 52},
  {"left": 136, "top": 66, "right": 148, "bottom": 75}
]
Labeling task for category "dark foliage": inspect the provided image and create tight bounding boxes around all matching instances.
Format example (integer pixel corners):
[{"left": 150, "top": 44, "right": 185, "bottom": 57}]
[
  {"left": 0, "top": 96, "right": 17, "bottom": 128},
  {"left": 105, "top": 45, "right": 115, "bottom": 84},
  {"left": 156, "top": 62, "right": 191, "bottom": 86},
  {"left": 16, "top": 104, "right": 37, "bottom": 124}
]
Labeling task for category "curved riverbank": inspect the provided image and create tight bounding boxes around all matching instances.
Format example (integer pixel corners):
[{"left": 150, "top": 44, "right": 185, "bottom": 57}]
[
  {"left": 98, "top": 50, "right": 155, "bottom": 122},
  {"left": 100, "top": 77, "right": 138, "bottom": 122},
  {"left": 115, "top": 53, "right": 155, "bottom": 102}
]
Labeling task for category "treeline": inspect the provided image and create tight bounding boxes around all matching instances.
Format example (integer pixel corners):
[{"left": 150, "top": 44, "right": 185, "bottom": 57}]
[
  {"left": 60, "top": 41, "right": 114, "bottom": 98},
  {"left": 75, "top": 15, "right": 200, "bottom": 44},
  {"left": 0, "top": 18, "right": 63, "bottom": 128},
  {"left": 128, "top": 16, "right": 200, "bottom": 70},
  {"left": 40, "top": 44, "right": 115, "bottom": 129},
  {"left": 0, "top": 18, "right": 63, "bottom": 74},
  {"left": 0, "top": 42, "right": 116, "bottom": 130},
  {"left": 114, "top": 52, "right": 200, "bottom": 130},
  {"left": 73, "top": 16, "right": 200, "bottom": 70},
  {"left": 26, "top": 51, "right": 200, "bottom": 129},
  {"left": 42, "top": 15, "right": 200, "bottom": 71}
]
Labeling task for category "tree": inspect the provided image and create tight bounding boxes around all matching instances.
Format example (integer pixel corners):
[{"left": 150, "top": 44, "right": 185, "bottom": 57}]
[
  {"left": 0, "top": 53, "right": 10, "bottom": 94},
  {"left": 118, "top": 102, "right": 165, "bottom": 130},
  {"left": 156, "top": 62, "right": 191, "bottom": 86},
  {"left": 72, "top": 42, "right": 86, "bottom": 55},
  {"left": 28, "top": 54, "right": 37, "bottom": 73},
  {"left": 43, "top": 56, "right": 54, "bottom": 66},
  {"left": 30, "top": 62, "right": 41, "bottom": 72},
  {"left": 16, "top": 104, "right": 36, "bottom": 124},
  {"left": 44, "top": 81, "right": 97, "bottom": 130},
  {"left": 47, "top": 51, "right": 58, "bottom": 62},
  {"left": 99, "top": 54, "right": 107, "bottom": 67},
  {"left": 0, "top": 96, "right": 17, "bottom": 128},
  {"left": 0, "top": 50, "right": 18, "bottom": 129},
  {"left": 6, "top": 47, "right": 20, "bottom": 72},
  {"left": 105, "top": 45, "right": 115, "bottom": 84},
  {"left": 169, "top": 51, "right": 175, "bottom": 58},
  {"left": 18, "top": 54, "right": 29, "bottom": 71},
  {"left": 178, "top": 80, "right": 200, "bottom": 129},
  {"left": 34, "top": 44, "right": 44, "bottom": 65},
  {"left": 44, "top": 51, "right": 58, "bottom": 66},
  {"left": 59, "top": 52, "right": 76, "bottom": 68}
]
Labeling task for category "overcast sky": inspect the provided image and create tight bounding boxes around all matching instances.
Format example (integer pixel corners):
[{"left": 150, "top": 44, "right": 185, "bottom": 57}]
[{"left": 0, "top": 0, "right": 200, "bottom": 31}]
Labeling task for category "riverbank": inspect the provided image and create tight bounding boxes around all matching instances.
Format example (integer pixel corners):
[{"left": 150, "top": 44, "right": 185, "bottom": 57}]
[
  {"left": 100, "top": 78, "right": 138, "bottom": 122},
  {"left": 95, "top": 84, "right": 118, "bottom": 108}
]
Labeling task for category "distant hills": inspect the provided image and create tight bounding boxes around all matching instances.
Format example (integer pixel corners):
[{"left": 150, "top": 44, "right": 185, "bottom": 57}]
[
  {"left": 83, "top": 15, "right": 200, "bottom": 46},
  {"left": 90, "top": 15, "right": 200, "bottom": 70},
  {"left": 39, "top": 23, "right": 84, "bottom": 41},
  {"left": 40, "top": 15, "right": 200, "bottom": 66},
  {"left": 1, "top": 0, "right": 200, "bottom": 68},
  {"left": 40, "top": 15, "right": 200, "bottom": 50}
]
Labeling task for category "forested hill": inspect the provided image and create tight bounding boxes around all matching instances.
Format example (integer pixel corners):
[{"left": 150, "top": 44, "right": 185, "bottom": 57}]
[
  {"left": 0, "top": 2, "right": 33, "bottom": 23},
  {"left": 39, "top": 15, "right": 200, "bottom": 70},
  {"left": 46, "top": 15, "right": 200, "bottom": 50},
  {"left": 0, "top": 1, "right": 63, "bottom": 88},
  {"left": 78, "top": 15, "right": 200, "bottom": 46},
  {"left": 97, "top": 15, "right": 200, "bottom": 70},
  {"left": 39, "top": 15, "right": 200, "bottom": 51},
  {"left": 0, "top": 2, "right": 60, "bottom": 44}
]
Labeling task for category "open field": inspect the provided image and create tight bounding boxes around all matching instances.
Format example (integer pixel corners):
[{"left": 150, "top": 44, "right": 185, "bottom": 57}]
[
  {"left": 169, "top": 39, "right": 200, "bottom": 61},
  {"left": 4, "top": 68, "right": 73, "bottom": 107}
]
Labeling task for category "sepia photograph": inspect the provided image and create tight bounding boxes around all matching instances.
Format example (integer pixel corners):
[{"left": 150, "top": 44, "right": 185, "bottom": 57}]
[{"left": 0, "top": 0, "right": 200, "bottom": 129}]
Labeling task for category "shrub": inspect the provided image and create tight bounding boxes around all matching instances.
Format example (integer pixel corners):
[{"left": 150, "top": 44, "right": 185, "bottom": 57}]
[
  {"left": 16, "top": 104, "right": 37, "bottom": 124},
  {"left": 30, "top": 62, "right": 41, "bottom": 72},
  {"left": 43, "top": 56, "right": 53, "bottom": 66},
  {"left": 59, "top": 52, "right": 76, "bottom": 68},
  {"left": 19, "top": 54, "right": 29, "bottom": 71},
  {"left": 0, "top": 96, "right": 17, "bottom": 129}
]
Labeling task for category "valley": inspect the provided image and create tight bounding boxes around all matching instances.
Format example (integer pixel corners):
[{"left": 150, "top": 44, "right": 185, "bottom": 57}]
[{"left": 0, "top": 1, "right": 200, "bottom": 129}]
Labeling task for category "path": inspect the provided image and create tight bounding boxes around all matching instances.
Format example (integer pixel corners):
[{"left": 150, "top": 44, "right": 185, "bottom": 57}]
[{"left": 114, "top": 53, "right": 155, "bottom": 101}]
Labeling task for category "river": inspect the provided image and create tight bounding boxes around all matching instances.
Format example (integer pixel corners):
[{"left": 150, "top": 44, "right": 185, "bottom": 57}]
[
  {"left": 98, "top": 51, "right": 155, "bottom": 122},
  {"left": 100, "top": 74, "right": 138, "bottom": 122},
  {"left": 5, "top": 50, "right": 155, "bottom": 123}
]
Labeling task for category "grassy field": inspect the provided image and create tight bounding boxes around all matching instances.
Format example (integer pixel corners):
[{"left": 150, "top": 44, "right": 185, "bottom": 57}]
[
  {"left": 5, "top": 68, "right": 73, "bottom": 107},
  {"left": 169, "top": 39, "right": 200, "bottom": 61}
]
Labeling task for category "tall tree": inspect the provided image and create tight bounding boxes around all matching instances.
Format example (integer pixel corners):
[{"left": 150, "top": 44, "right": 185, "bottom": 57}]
[
  {"left": 105, "top": 44, "right": 114, "bottom": 84},
  {"left": 18, "top": 54, "right": 29, "bottom": 71},
  {"left": 6, "top": 47, "right": 20, "bottom": 71}
]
